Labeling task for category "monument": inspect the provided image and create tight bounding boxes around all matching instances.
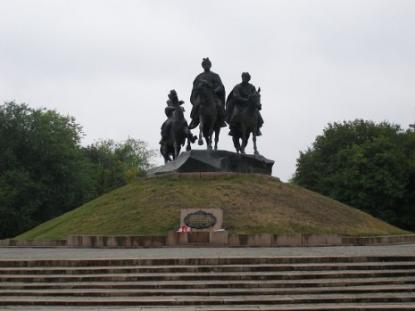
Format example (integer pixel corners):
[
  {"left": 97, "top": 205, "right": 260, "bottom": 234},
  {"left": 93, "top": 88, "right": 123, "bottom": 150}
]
[
  {"left": 226, "top": 72, "right": 264, "bottom": 155},
  {"left": 150, "top": 57, "right": 274, "bottom": 176},
  {"left": 189, "top": 57, "right": 227, "bottom": 150},
  {"left": 180, "top": 209, "right": 223, "bottom": 231},
  {"left": 159, "top": 90, "right": 196, "bottom": 163}
]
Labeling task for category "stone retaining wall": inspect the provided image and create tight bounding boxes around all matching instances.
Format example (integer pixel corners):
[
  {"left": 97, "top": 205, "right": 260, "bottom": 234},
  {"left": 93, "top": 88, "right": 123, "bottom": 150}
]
[
  {"left": 1, "top": 233, "right": 414, "bottom": 248},
  {"left": 0, "top": 239, "right": 66, "bottom": 247},
  {"left": 341, "top": 234, "right": 415, "bottom": 246},
  {"left": 66, "top": 235, "right": 166, "bottom": 248}
]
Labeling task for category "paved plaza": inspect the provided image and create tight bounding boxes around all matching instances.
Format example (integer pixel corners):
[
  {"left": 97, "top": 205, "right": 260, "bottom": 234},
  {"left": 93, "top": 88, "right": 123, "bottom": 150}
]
[{"left": 0, "top": 244, "right": 414, "bottom": 260}]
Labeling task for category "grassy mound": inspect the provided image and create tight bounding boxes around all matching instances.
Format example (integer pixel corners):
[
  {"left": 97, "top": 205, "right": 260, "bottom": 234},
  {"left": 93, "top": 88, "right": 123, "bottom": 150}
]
[{"left": 17, "top": 174, "right": 407, "bottom": 240}]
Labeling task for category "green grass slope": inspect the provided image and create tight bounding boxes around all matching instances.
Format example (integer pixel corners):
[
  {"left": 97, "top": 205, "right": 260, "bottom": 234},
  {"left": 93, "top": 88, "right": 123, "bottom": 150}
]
[{"left": 17, "top": 174, "right": 408, "bottom": 240}]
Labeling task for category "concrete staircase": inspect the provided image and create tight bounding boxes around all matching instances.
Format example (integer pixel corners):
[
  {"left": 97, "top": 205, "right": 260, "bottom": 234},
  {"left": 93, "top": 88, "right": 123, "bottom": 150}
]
[{"left": 0, "top": 256, "right": 415, "bottom": 310}]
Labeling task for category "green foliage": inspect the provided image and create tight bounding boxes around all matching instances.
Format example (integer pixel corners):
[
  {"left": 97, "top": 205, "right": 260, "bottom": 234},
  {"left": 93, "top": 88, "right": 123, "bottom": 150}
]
[
  {"left": 83, "top": 139, "right": 155, "bottom": 195},
  {"left": 0, "top": 102, "right": 94, "bottom": 238},
  {"left": 0, "top": 102, "right": 154, "bottom": 239},
  {"left": 292, "top": 120, "right": 415, "bottom": 231}
]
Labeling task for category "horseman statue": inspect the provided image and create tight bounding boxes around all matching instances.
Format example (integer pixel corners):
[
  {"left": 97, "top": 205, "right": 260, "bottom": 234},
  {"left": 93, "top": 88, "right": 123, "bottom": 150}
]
[
  {"left": 226, "top": 72, "right": 264, "bottom": 155},
  {"left": 189, "top": 58, "right": 226, "bottom": 150},
  {"left": 160, "top": 90, "right": 196, "bottom": 163}
]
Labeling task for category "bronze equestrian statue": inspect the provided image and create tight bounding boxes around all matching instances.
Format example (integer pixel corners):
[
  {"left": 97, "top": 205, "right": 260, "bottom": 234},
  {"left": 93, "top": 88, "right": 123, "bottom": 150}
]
[
  {"left": 160, "top": 90, "right": 196, "bottom": 163},
  {"left": 159, "top": 61, "right": 266, "bottom": 161},
  {"left": 226, "top": 72, "right": 264, "bottom": 155},
  {"left": 189, "top": 58, "right": 226, "bottom": 150}
]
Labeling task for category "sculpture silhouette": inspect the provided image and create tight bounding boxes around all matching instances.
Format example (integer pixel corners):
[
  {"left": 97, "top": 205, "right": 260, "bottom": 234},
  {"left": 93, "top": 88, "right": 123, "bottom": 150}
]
[
  {"left": 226, "top": 72, "right": 263, "bottom": 155},
  {"left": 160, "top": 90, "right": 196, "bottom": 163},
  {"left": 193, "top": 78, "right": 222, "bottom": 150}
]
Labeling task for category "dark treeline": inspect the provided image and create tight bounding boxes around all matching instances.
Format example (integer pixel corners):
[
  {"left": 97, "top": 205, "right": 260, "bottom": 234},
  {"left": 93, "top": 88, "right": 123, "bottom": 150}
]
[
  {"left": 293, "top": 120, "right": 415, "bottom": 232},
  {"left": 0, "top": 102, "right": 154, "bottom": 238}
]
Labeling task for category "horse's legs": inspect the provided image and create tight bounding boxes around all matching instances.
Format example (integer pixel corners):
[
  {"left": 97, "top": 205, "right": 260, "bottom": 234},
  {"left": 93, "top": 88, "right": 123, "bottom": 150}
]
[
  {"left": 206, "top": 124, "right": 214, "bottom": 150},
  {"left": 198, "top": 119, "right": 204, "bottom": 146},
  {"left": 163, "top": 155, "right": 169, "bottom": 164},
  {"left": 161, "top": 145, "right": 169, "bottom": 163},
  {"left": 206, "top": 130, "right": 212, "bottom": 150},
  {"left": 202, "top": 117, "right": 213, "bottom": 150},
  {"left": 185, "top": 128, "right": 195, "bottom": 151},
  {"left": 253, "top": 132, "right": 259, "bottom": 155},
  {"left": 240, "top": 127, "right": 248, "bottom": 154},
  {"left": 165, "top": 150, "right": 172, "bottom": 163},
  {"left": 214, "top": 127, "right": 220, "bottom": 150},
  {"left": 240, "top": 144, "right": 245, "bottom": 154},
  {"left": 186, "top": 138, "right": 192, "bottom": 151},
  {"left": 241, "top": 134, "right": 251, "bottom": 154},
  {"left": 176, "top": 145, "right": 181, "bottom": 158},
  {"left": 172, "top": 141, "right": 178, "bottom": 160},
  {"left": 232, "top": 135, "right": 241, "bottom": 154}
]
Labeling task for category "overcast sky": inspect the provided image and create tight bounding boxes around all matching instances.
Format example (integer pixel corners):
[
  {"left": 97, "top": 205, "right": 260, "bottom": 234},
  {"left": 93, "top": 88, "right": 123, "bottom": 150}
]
[{"left": 1, "top": 0, "right": 414, "bottom": 181}]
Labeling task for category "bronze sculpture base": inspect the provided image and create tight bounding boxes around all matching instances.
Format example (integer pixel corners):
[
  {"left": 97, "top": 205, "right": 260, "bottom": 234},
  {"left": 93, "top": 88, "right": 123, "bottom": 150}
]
[{"left": 148, "top": 150, "right": 274, "bottom": 176}]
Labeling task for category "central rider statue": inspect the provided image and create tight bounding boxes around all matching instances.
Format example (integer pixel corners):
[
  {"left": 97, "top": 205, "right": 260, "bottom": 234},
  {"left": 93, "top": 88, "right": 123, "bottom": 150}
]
[
  {"left": 226, "top": 72, "right": 264, "bottom": 136},
  {"left": 188, "top": 57, "right": 226, "bottom": 129}
]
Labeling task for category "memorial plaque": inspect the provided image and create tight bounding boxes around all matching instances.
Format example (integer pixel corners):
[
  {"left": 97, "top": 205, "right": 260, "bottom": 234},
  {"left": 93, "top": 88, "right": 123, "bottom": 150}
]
[
  {"left": 184, "top": 210, "right": 217, "bottom": 229},
  {"left": 180, "top": 208, "right": 223, "bottom": 231}
]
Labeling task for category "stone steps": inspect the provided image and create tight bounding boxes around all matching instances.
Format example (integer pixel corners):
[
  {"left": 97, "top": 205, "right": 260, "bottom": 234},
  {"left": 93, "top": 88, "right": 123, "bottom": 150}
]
[
  {"left": 0, "top": 284, "right": 414, "bottom": 296},
  {"left": 2, "top": 269, "right": 415, "bottom": 282},
  {"left": 2, "top": 277, "right": 415, "bottom": 290},
  {"left": 1, "top": 256, "right": 414, "bottom": 309},
  {"left": 1, "top": 256, "right": 415, "bottom": 267},
  {"left": 1, "top": 292, "right": 415, "bottom": 306},
  {"left": 2, "top": 277, "right": 415, "bottom": 292},
  {"left": 1, "top": 262, "right": 415, "bottom": 274}
]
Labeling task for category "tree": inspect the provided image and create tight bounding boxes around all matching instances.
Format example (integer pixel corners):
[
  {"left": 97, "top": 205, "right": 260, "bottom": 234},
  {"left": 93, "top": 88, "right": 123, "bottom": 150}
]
[
  {"left": 0, "top": 102, "right": 155, "bottom": 239},
  {"left": 83, "top": 138, "right": 155, "bottom": 196},
  {"left": 0, "top": 102, "right": 94, "bottom": 238},
  {"left": 292, "top": 120, "right": 415, "bottom": 231}
]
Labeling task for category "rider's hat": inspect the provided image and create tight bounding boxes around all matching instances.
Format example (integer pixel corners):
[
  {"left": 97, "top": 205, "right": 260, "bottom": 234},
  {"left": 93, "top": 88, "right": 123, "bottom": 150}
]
[
  {"left": 202, "top": 57, "right": 212, "bottom": 67},
  {"left": 241, "top": 72, "right": 251, "bottom": 80}
]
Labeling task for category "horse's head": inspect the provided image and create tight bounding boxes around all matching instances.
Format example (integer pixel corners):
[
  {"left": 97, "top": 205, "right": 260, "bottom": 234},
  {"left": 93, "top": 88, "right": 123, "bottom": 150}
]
[
  {"left": 172, "top": 105, "right": 185, "bottom": 119},
  {"left": 195, "top": 79, "right": 213, "bottom": 94},
  {"left": 195, "top": 79, "right": 217, "bottom": 108},
  {"left": 248, "top": 87, "right": 261, "bottom": 110}
]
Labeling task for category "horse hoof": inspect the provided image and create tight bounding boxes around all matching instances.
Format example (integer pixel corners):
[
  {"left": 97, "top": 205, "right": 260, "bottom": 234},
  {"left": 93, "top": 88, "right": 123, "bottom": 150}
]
[
  {"left": 198, "top": 139, "right": 203, "bottom": 146},
  {"left": 186, "top": 146, "right": 191, "bottom": 151}
]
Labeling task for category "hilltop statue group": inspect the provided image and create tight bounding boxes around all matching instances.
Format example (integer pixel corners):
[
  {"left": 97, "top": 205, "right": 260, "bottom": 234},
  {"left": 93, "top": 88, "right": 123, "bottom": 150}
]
[{"left": 160, "top": 58, "right": 264, "bottom": 163}]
